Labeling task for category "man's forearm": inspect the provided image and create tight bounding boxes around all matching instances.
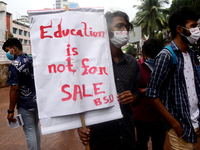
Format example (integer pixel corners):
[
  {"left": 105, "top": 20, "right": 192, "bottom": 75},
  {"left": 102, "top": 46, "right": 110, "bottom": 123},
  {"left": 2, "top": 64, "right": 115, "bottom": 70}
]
[
  {"left": 9, "top": 86, "right": 19, "bottom": 111},
  {"left": 149, "top": 97, "right": 180, "bottom": 127}
]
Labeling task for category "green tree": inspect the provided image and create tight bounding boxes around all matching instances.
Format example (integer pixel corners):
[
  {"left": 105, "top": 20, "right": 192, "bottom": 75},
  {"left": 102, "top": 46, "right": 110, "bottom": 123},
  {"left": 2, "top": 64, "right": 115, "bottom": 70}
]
[
  {"left": 123, "top": 43, "right": 137, "bottom": 55},
  {"left": 132, "top": 0, "right": 169, "bottom": 38},
  {"left": 155, "top": 27, "right": 170, "bottom": 46},
  {"left": 170, "top": 0, "right": 200, "bottom": 15},
  {"left": 7, "top": 32, "right": 13, "bottom": 39}
]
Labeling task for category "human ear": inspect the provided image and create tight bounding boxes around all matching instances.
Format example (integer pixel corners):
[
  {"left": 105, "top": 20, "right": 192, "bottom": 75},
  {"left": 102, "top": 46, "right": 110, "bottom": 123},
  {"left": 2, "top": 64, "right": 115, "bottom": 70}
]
[
  {"left": 12, "top": 46, "right": 18, "bottom": 52},
  {"left": 176, "top": 25, "right": 183, "bottom": 34}
]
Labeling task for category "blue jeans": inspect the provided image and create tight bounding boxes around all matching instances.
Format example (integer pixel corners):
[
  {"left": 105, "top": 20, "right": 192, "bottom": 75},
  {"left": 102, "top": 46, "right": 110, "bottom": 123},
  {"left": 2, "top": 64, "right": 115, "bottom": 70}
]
[{"left": 18, "top": 107, "right": 41, "bottom": 150}]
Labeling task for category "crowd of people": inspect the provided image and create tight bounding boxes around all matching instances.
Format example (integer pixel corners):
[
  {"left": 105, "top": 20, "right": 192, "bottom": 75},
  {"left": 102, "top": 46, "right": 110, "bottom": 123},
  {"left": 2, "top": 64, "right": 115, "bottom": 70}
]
[{"left": 3, "top": 6, "right": 200, "bottom": 150}]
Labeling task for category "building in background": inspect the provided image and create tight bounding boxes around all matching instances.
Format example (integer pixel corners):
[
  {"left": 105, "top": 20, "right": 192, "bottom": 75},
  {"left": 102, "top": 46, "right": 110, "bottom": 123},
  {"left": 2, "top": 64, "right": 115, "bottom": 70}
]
[
  {"left": 0, "top": 1, "right": 31, "bottom": 87},
  {"left": 0, "top": 1, "right": 13, "bottom": 63},
  {"left": 13, "top": 19, "right": 30, "bottom": 45},
  {"left": 0, "top": 1, "right": 31, "bottom": 61},
  {"left": 0, "top": 1, "right": 10, "bottom": 87},
  {"left": 0, "top": 1, "right": 12, "bottom": 42},
  {"left": 128, "top": 26, "right": 142, "bottom": 53},
  {"left": 16, "top": 15, "right": 29, "bottom": 23},
  {"left": 53, "top": 0, "right": 79, "bottom": 9}
]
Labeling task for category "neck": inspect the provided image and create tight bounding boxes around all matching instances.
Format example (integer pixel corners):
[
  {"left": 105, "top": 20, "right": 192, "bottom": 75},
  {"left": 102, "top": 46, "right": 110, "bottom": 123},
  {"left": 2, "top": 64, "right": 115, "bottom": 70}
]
[
  {"left": 15, "top": 50, "right": 23, "bottom": 59},
  {"left": 17, "top": 50, "right": 23, "bottom": 55},
  {"left": 173, "top": 35, "right": 189, "bottom": 53},
  {"left": 110, "top": 42, "right": 122, "bottom": 63}
]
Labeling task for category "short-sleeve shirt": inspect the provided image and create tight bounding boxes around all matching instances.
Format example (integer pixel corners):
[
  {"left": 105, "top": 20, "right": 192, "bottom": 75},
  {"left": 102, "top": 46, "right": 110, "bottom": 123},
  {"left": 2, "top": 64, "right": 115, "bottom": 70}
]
[{"left": 7, "top": 53, "right": 37, "bottom": 109}]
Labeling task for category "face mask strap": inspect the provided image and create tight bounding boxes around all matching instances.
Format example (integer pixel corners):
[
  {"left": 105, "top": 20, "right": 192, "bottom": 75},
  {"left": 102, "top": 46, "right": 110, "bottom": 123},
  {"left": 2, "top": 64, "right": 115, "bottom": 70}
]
[
  {"left": 180, "top": 26, "right": 188, "bottom": 30},
  {"left": 180, "top": 33, "right": 187, "bottom": 38}
]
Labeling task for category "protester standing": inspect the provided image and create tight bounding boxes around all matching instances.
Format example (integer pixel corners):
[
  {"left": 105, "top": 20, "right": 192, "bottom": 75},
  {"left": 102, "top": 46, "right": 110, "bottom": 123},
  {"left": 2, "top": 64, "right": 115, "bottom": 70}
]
[
  {"left": 78, "top": 11, "right": 140, "bottom": 150},
  {"left": 132, "top": 38, "right": 166, "bottom": 150},
  {"left": 146, "top": 7, "right": 200, "bottom": 149},
  {"left": 3, "top": 38, "right": 41, "bottom": 150}
]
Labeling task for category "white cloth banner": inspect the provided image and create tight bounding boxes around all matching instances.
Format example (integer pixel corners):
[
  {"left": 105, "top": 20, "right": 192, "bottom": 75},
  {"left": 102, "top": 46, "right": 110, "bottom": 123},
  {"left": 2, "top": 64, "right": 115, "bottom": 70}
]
[{"left": 29, "top": 9, "right": 122, "bottom": 134}]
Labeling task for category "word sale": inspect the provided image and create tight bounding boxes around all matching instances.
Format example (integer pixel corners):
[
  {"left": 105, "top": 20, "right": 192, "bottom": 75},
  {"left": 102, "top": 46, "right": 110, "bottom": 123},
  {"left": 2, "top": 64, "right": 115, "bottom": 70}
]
[{"left": 61, "top": 82, "right": 114, "bottom": 106}]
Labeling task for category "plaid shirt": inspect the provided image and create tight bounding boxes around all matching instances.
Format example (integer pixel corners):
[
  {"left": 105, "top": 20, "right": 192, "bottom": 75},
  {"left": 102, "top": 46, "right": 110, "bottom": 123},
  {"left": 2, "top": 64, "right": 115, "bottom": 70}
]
[{"left": 146, "top": 40, "right": 200, "bottom": 143}]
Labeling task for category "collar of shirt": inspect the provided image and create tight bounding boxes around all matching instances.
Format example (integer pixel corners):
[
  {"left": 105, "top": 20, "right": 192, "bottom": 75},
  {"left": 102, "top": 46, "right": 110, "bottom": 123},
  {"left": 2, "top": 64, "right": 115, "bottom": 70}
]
[
  {"left": 170, "top": 40, "right": 194, "bottom": 54},
  {"left": 138, "top": 56, "right": 152, "bottom": 72},
  {"left": 113, "top": 52, "right": 128, "bottom": 64}
]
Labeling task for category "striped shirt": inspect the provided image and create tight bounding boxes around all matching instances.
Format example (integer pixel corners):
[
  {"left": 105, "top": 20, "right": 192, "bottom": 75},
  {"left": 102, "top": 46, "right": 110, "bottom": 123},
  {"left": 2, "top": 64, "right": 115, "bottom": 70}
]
[{"left": 146, "top": 41, "right": 200, "bottom": 143}]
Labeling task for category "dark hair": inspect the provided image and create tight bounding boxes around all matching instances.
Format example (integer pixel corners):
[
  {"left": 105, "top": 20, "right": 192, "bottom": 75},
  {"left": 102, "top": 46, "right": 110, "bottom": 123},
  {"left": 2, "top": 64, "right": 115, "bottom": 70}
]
[
  {"left": 169, "top": 7, "right": 199, "bottom": 38},
  {"left": 142, "top": 38, "right": 162, "bottom": 58},
  {"left": 2, "top": 38, "right": 22, "bottom": 51},
  {"left": 105, "top": 11, "right": 133, "bottom": 32}
]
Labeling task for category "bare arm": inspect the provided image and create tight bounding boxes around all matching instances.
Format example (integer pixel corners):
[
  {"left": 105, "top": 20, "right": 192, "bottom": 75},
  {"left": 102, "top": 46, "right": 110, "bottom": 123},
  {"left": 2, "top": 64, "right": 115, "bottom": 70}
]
[
  {"left": 7, "top": 85, "right": 19, "bottom": 123},
  {"left": 150, "top": 97, "right": 182, "bottom": 137},
  {"left": 140, "top": 88, "right": 146, "bottom": 95}
]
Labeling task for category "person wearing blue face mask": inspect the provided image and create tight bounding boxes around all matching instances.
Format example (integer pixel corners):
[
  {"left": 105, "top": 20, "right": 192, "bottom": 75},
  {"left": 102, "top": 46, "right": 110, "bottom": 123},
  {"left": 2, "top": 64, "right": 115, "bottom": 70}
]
[
  {"left": 2, "top": 38, "right": 41, "bottom": 150},
  {"left": 6, "top": 50, "right": 14, "bottom": 60},
  {"left": 146, "top": 57, "right": 154, "bottom": 64},
  {"left": 132, "top": 38, "right": 165, "bottom": 150}
]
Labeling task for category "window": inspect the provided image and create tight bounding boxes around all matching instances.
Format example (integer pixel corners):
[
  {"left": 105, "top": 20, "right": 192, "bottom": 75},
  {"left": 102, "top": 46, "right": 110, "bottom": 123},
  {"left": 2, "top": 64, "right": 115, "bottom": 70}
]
[
  {"left": 63, "top": 0, "right": 68, "bottom": 1},
  {"left": 24, "top": 40, "right": 27, "bottom": 44},
  {"left": 19, "top": 39, "right": 23, "bottom": 43},
  {"left": 13, "top": 28, "right": 17, "bottom": 34},
  {"left": 24, "top": 31, "right": 27, "bottom": 36},
  {"left": 19, "top": 29, "right": 22, "bottom": 35},
  {"left": 28, "top": 32, "right": 30, "bottom": 37}
]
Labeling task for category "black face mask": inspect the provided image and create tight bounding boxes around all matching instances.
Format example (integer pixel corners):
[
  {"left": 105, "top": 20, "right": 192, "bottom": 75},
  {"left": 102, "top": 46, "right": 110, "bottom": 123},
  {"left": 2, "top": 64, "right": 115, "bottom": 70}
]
[{"left": 181, "top": 28, "right": 191, "bottom": 44}]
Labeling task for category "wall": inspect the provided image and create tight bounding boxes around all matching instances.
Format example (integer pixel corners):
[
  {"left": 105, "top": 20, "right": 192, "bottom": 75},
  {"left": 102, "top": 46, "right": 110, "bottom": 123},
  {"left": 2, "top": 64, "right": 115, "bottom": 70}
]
[
  {"left": 0, "top": 63, "right": 9, "bottom": 88},
  {"left": 0, "top": 12, "right": 6, "bottom": 41},
  {"left": 0, "top": 41, "right": 10, "bottom": 88}
]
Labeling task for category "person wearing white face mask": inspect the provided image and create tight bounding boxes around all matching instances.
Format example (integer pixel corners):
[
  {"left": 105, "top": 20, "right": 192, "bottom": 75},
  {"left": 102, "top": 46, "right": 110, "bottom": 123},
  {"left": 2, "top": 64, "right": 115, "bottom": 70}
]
[
  {"left": 78, "top": 11, "right": 140, "bottom": 150},
  {"left": 110, "top": 31, "right": 129, "bottom": 48},
  {"left": 180, "top": 26, "right": 200, "bottom": 44},
  {"left": 146, "top": 7, "right": 200, "bottom": 150}
]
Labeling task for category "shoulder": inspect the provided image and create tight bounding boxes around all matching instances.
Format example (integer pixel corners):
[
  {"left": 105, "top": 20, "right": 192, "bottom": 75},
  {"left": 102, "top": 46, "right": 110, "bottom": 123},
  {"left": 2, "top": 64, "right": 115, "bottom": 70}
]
[
  {"left": 11, "top": 54, "right": 32, "bottom": 70},
  {"left": 156, "top": 48, "right": 173, "bottom": 61},
  {"left": 124, "top": 53, "right": 138, "bottom": 64}
]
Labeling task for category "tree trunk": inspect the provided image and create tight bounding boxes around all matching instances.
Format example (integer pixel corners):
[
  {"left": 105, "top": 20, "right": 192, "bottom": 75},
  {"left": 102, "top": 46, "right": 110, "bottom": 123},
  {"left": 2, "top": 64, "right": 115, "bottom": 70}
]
[{"left": 149, "top": 27, "right": 154, "bottom": 38}]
